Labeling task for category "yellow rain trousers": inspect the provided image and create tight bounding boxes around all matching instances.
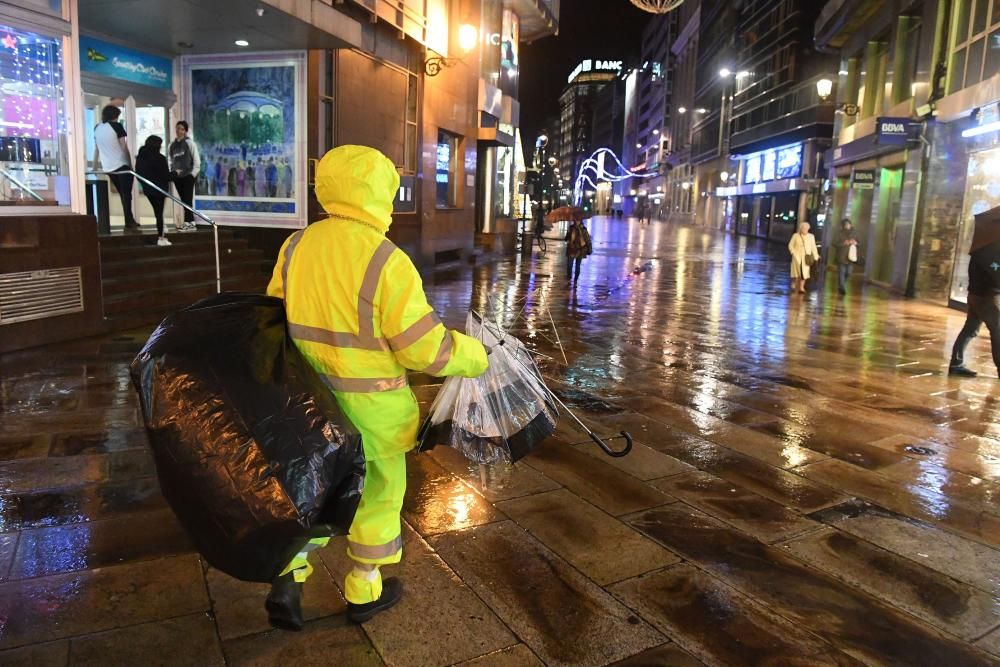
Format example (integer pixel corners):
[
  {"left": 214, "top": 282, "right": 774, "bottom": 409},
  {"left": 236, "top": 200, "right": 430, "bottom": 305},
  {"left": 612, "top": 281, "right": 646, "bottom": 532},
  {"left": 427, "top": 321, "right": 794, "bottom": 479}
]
[{"left": 267, "top": 145, "right": 487, "bottom": 603}]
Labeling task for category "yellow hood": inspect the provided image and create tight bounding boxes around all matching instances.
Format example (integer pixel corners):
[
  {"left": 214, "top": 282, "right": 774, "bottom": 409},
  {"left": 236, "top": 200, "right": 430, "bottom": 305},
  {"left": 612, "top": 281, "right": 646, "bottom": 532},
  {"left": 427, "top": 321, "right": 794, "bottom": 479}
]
[{"left": 315, "top": 145, "right": 400, "bottom": 233}]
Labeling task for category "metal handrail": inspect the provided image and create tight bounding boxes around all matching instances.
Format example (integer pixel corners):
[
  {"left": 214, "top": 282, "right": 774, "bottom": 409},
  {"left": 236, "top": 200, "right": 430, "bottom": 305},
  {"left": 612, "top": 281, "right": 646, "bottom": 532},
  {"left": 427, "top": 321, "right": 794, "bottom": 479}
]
[
  {"left": 88, "top": 169, "right": 221, "bottom": 293},
  {"left": 0, "top": 167, "right": 45, "bottom": 202}
]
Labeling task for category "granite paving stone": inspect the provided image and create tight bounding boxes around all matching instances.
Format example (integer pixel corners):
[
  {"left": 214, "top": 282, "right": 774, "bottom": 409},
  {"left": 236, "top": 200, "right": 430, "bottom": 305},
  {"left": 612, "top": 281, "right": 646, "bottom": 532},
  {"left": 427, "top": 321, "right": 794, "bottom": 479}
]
[
  {"left": 0, "top": 555, "right": 208, "bottom": 649},
  {"left": 522, "top": 439, "right": 673, "bottom": 516},
  {"left": 430, "top": 521, "right": 664, "bottom": 666},
  {"left": 628, "top": 504, "right": 998, "bottom": 666},
  {"left": 453, "top": 644, "right": 545, "bottom": 667},
  {"left": 810, "top": 501, "right": 1000, "bottom": 595},
  {"left": 652, "top": 470, "right": 819, "bottom": 543},
  {"left": 206, "top": 562, "right": 346, "bottom": 641},
  {"left": 609, "top": 564, "right": 861, "bottom": 666},
  {"left": 496, "top": 488, "right": 680, "bottom": 585},
  {"left": 318, "top": 524, "right": 517, "bottom": 667},
  {"left": 425, "top": 445, "right": 562, "bottom": 503},
  {"left": 609, "top": 643, "right": 706, "bottom": 666},
  {"left": 9, "top": 508, "right": 191, "bottom": 580},
  {"left": 798, "top": 458, "right": 1000, "bottom": 548},
  {"left": 783, "top": 527, "right": 1000, "bottom": 639},
  {"left": 402, "top": 452, "right": 507, "bottom": 537},
  {"left": 67, "top": 612, "right": 224, "bottom": 666},
  {"left": 223, "top": 616, "right": 383, "bottom": 666},
  {"left": 0, "top": 641, "right": 69, "bottom": 666}
]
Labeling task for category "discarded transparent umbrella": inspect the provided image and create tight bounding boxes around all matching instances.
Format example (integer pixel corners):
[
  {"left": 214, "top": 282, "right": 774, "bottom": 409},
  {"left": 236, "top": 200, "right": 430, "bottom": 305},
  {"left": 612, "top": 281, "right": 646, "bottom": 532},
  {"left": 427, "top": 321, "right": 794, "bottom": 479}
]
[{"left": 418, "top": 312, "right": 632, "bottom": 464}]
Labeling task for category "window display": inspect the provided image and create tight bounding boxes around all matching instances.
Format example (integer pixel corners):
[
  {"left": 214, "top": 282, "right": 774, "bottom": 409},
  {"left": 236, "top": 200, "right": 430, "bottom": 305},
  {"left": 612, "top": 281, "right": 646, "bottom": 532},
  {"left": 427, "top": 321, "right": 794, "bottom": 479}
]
[
  {"left": 0, "top": 24, "right": 69, "bottom": 205},
  {"left": 950, "top": 147, "right": 1000, "bottom": 304}
]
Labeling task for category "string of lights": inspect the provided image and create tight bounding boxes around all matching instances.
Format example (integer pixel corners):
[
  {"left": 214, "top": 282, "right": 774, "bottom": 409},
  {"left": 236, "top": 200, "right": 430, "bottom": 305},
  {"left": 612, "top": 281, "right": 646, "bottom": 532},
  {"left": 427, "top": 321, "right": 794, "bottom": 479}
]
[{"left": 573, "top": 147, "right": 656, "bottom": 205}]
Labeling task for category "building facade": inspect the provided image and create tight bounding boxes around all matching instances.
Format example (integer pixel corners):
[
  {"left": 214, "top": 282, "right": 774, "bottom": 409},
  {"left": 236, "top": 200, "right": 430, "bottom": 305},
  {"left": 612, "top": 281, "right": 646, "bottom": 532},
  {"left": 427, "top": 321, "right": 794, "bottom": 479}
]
[
  {"left": 688, "top": 0, "right": 739, "bottom": 227},
  {"left": 0, "top": 0, "right": 558, "bottom": 352},
  {"left": 664, "top": 0, "right": 700, "bottom": 224},
  {"left": 716, "top": 0, "right": 837, "bottom": 245},
  {"left": 558, "top": 58, "right": 622, "bottom": 200},
  {"left": 816, "top": 0, "right": 999, "bottom": 303}
]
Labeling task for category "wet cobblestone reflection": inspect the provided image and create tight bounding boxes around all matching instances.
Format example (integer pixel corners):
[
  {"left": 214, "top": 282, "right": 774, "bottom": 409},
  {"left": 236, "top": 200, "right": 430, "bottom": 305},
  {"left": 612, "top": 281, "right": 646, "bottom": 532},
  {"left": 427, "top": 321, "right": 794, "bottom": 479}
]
[{"left": 1, "top": 219, "right": 999, "bottom": 665}]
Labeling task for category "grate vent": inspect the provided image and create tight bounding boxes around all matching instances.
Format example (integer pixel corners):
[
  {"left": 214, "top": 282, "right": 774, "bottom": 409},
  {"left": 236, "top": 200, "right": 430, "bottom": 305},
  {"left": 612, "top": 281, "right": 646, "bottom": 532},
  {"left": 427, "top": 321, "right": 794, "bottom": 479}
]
[{"left": 0, "top": 267, "right": 84, "bottom": 325}]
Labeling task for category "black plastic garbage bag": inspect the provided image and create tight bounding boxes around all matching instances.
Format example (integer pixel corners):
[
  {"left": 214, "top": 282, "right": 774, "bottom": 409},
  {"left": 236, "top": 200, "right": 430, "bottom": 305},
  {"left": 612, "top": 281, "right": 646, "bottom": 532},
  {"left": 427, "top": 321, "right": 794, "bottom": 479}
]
[
  {"left": 418, "top": 312, "right": 557, "bottom": 464},
  {"left": 130, "top": 293, "right": 365, "bottom": 583}
]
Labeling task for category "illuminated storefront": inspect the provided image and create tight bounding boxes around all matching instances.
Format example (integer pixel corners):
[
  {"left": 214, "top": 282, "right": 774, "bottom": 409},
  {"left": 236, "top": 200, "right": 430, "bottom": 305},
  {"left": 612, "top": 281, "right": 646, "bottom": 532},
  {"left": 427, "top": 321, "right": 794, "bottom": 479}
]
[
  {"left": 948, "top": 102, "right": 1000, "bottom": 306},
  {"left": 717, "top": 140, "right": 822, "bottom": 243},
  {"left": 0, "top": 14, "right": 78, "bottom": 211}
]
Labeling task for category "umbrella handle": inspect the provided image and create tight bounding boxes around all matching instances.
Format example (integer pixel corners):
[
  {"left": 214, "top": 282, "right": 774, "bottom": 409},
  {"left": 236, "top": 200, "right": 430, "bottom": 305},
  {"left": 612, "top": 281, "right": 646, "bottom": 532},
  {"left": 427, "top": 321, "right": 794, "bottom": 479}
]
[{"left": 588, "top": 431, "right": 633, "bottom": 458}]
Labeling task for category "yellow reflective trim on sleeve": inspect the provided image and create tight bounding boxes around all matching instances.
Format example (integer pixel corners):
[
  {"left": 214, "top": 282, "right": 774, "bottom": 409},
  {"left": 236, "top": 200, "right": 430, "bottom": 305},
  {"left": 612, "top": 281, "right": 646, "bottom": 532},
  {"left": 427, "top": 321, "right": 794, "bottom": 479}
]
[
  {"left": 281, "top": 230, "right": 304, "bottom": 296},
  {"left": 358, "top": 239, "right": 397, "bottom": 340},
  {"left": 387, "top": 311, "right": 442, "bottom": 351},
  {"left": 287, "top": 322, "right": 390, "bottom": 351},
  {"left": 422, "top": 331, "right": 453, "bottom": 374},
  {"left": 347, "top": 535, "right": 403, "bottom": 560},
  {"left": 321, "top": 373, "right": 408, "bottom": 393}
]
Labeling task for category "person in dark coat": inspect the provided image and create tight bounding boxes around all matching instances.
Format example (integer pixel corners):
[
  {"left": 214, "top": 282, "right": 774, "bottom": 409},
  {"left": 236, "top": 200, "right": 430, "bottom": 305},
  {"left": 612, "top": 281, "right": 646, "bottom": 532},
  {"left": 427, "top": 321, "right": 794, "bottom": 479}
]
[
  {"left": 134, "top": 135, "right": 172, "bottom": 246},
  {"left": 565, "top": 219, "right": 593, "bottom": 283},
  {"left": 835, "top": 218, "right": 859, "bottom": 295},
  {"left": 950, "top": 206, "right": 1000, "bottom": 377}
]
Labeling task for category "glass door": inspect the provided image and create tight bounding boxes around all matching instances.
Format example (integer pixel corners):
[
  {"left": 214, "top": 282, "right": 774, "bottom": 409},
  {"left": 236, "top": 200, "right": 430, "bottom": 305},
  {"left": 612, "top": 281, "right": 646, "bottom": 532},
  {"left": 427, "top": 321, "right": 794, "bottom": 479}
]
[
  {"left": 872, "top": 167, "right": 903, "bottom": 284},
  {"left": 85, "top": 92, "right": 171, "bottom": 233}
]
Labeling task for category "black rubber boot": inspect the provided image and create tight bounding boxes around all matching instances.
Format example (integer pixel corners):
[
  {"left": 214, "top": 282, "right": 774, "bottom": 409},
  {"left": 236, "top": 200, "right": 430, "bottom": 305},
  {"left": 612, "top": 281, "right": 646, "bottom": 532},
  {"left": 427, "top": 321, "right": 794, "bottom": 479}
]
[
  {"left": 266, "top": 573, "right": 304, "bottom": 631},
  {"left": 347, "top": 577, "right": 403, "bottom": 624}
]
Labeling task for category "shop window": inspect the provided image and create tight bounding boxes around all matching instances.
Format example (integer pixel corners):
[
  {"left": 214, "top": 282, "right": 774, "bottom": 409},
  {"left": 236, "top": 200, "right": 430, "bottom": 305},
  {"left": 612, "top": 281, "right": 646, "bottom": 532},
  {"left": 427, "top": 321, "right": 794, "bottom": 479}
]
[
  {"left": 967, "top": 38, "right": 986, "bottom": 85},
  {"left": 435, "top": 130, "right": 460, "bottom": 208},
  {"left": 974, "top": 0, "right": 990, "bottom": 35},
  {"left": 950, "top": 47, "right": 968, "bottom": 94},
  {"left": 949, "top": 0, "right": 1000, "bottom": 92},
  {"left": 0, "top": 24, "right": 69, "bottom": 207}
]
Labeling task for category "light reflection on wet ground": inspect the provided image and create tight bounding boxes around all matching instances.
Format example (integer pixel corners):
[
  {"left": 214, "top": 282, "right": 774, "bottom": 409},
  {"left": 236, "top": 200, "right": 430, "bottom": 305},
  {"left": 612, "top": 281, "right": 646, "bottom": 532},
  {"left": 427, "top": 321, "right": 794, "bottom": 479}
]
[{"left": 1, "top": 218, "right": 999, "bottom": 665}]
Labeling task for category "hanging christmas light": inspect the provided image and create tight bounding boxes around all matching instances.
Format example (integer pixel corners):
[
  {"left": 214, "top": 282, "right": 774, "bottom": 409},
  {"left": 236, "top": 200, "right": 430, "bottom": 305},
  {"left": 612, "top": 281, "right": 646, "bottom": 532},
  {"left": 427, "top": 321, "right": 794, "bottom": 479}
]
[{"left": 628, "top": 0, "right": 685, "bottom": 13}]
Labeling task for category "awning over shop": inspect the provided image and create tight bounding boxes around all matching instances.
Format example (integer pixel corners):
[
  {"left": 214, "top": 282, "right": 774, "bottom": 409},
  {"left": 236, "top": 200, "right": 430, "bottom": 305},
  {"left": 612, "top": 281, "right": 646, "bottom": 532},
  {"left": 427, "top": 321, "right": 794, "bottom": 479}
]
[
  {"left": 716, "top": 178, "right": 820, "bottom": 198},
  {"left": 78, "top": 0, "right": 362, "bottom": 57}
]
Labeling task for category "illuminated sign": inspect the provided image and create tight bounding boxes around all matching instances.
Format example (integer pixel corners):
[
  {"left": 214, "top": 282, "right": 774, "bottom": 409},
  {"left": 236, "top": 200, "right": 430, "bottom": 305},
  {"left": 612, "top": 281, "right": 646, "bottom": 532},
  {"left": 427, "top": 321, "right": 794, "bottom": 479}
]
[
  {"left": 851, "top": 169, "right": 875, "bottom": 189},
  {"left": 742, "top": 142, "right": 803, "bottom": 184},
  {"left": 761, "top": 151, "right": 776, "bottom": 181},
  {"left": 775, "top": 144, "right": 803, "bottom": 179},
  {"left": 744, "top": 155, "right": 762, "bottom": 184},
  {"left": 567, "top": 59, "right": 623, "bottom": 83},
  {"left": 877, "top": 117, "right": 914, "bottom": 145}
]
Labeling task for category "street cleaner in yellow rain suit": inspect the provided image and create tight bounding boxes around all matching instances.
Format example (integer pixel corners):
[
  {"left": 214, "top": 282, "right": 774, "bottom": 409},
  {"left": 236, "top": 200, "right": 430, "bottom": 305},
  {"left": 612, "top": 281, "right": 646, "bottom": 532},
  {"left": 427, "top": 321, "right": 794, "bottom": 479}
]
[{"left": 265, "top": 145, "right": 488, "bottom": 630}]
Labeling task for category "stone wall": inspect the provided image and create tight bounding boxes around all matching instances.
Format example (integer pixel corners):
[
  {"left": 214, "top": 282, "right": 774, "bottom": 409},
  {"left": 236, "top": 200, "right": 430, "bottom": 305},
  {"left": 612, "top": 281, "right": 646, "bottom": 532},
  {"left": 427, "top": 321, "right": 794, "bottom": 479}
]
[{"left": 913, "top": 119, "right": 972, "bottom": 302}]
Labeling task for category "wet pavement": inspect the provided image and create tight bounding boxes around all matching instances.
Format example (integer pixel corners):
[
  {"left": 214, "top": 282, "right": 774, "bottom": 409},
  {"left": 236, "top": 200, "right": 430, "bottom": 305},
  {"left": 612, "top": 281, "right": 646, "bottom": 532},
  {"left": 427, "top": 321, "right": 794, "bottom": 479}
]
[{"left": 2, "top": 218, "right": 1000, "bottom": 665}]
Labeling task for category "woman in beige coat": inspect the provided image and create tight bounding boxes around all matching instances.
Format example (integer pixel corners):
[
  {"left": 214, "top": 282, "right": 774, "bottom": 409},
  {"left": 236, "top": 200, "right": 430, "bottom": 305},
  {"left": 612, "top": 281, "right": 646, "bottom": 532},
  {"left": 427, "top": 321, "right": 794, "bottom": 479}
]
[{"left": 788, "top": 222, "right": 819, "bottom": 293}]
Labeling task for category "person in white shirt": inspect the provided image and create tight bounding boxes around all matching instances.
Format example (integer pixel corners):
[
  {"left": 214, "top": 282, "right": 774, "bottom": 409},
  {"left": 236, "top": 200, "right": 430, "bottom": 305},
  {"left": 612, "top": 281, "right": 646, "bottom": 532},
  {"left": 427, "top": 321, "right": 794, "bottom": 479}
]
[{"left": 94, "top": 105, "right": 139, "bottom": 230}]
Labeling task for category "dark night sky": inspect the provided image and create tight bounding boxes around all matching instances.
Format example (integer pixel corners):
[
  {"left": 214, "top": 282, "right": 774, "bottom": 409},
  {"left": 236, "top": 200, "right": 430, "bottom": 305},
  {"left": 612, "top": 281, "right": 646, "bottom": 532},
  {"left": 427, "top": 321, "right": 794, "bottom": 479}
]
[{"left": 519, "top": 0, "right": 653, "bottom": 150}]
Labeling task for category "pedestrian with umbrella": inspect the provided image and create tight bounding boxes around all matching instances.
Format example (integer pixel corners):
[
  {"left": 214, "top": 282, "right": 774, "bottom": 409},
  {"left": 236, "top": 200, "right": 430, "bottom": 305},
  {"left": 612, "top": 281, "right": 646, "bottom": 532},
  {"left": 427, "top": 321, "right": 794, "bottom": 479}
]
[{"left": 566, "top": 218, "right": 593, "bottom": 283}]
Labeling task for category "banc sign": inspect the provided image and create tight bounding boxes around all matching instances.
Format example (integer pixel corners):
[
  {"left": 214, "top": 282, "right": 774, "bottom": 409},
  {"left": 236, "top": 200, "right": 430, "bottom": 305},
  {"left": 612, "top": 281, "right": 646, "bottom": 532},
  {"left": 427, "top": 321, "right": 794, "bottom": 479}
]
[{"left": 568, "top": 59, "right": 624, "bottom": 83}]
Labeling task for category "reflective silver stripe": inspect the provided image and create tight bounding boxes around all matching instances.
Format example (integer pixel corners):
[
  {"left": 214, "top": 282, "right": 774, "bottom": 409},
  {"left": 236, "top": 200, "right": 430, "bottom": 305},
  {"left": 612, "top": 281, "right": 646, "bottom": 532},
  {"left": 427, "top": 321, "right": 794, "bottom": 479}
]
[
  {"left": 322, "top": 373, "right": 408, "bottom": 393},
  {"left": 281, "top": 231, "right": 304, "bottom": 295},
  {"left": 423, "top": 331, "right": 453, "bottom": 374},
  {"left": 388, "top": 311, "right": 442, "bottom": 351},
  {"left": 288, "top": 322, "right": 389, "bottom": 351},
  {"left": 348, "top": 536, "right": 403, "bottom": 560},
  {"left": 358, "top": 239, "right": 397, "bottom": 341}
]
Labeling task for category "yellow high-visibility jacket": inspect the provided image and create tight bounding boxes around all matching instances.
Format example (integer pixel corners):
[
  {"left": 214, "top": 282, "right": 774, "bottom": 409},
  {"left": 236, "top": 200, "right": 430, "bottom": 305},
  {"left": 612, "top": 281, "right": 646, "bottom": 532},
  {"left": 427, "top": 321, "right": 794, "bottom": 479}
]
[{"left": 267, "top": 145, "right": 487, "bottom": 461}]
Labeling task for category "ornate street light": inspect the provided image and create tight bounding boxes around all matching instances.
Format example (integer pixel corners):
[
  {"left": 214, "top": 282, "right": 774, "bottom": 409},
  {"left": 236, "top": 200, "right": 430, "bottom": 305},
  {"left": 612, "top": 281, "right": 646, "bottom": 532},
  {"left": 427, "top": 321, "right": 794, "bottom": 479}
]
[
  {"left": 425, "top": 24, "right": 478, "bottom": 76},
  {"left": 629, "top": 0, "right": 685, "bottom": 13}
]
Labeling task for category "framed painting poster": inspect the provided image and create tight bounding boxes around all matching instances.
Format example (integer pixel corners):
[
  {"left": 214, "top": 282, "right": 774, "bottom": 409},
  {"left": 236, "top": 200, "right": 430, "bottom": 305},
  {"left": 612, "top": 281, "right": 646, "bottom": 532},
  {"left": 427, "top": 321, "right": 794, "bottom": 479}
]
[{"left": 182, "top": 51, "right": 306, "bottom": 228}]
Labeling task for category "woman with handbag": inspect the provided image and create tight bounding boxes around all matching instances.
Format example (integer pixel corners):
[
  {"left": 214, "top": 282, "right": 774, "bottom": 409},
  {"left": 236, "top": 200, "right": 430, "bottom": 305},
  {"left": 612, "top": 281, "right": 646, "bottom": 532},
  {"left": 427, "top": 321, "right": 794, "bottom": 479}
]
[{"left": 788, "top": 222, "right": 819, "bottom": 294}]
